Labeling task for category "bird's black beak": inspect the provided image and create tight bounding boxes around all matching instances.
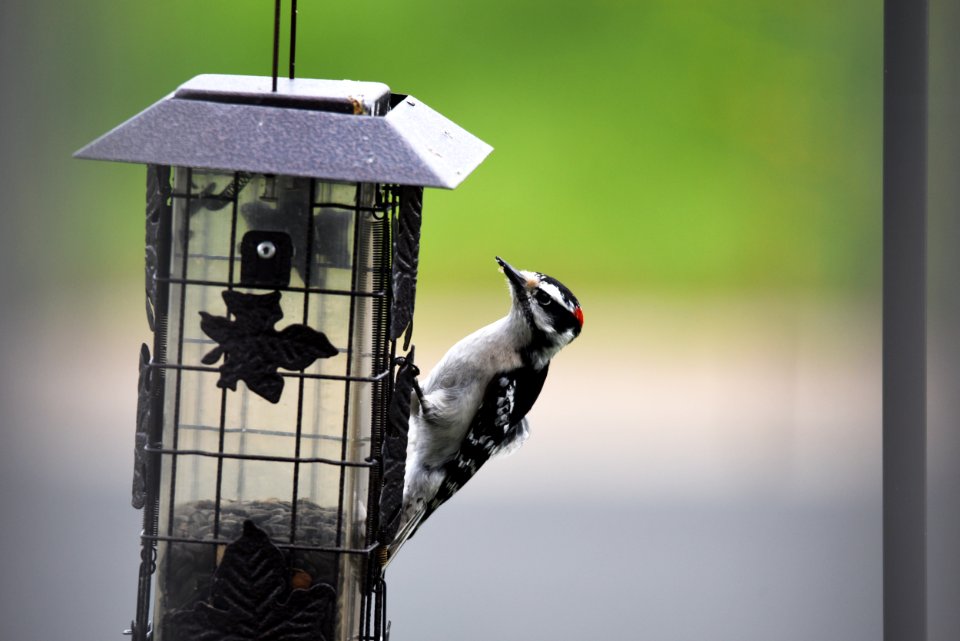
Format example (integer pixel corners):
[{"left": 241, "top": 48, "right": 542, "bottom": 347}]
[{"left": 496, "top": 256, "right": 528, "bottom": 292}]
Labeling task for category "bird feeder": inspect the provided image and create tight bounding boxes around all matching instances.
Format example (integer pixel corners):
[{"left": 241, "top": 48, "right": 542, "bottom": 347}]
[{"left": 75, "top": 73, "right": 490, "bottom": 641}]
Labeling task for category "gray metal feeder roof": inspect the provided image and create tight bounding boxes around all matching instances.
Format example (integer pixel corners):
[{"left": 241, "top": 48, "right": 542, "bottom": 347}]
[{"left": 75, "top": 74, "right": 492, "bottom": 189}]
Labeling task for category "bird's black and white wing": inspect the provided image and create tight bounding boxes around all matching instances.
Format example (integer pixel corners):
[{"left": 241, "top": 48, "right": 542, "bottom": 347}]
[
  {"left": 426, "top": 364, "right": 548, "bottom": 516},
  {"left": 388, "top": 364, "right": 550, "bottom": 556}
]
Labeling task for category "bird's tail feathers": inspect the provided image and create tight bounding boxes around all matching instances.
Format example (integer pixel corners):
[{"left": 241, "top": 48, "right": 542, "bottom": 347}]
[{"left": 382, "top": 505, "right": 428, "bottom": 570}]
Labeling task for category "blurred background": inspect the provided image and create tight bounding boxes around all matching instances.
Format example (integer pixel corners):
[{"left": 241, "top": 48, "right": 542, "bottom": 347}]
[{"left": 0, "top": 0, "right": 940, "bottom": 639}]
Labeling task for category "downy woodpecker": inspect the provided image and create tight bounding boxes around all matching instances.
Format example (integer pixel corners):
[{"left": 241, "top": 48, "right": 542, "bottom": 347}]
[{"left": 388, "top": 256, "right": 583, "bottom": 560}]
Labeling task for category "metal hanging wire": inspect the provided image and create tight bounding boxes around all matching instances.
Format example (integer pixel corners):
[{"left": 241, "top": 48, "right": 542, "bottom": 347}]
[
  {"left": 272, "top": 0, "right": 299, "bottom": 91},
  {"left": 272, "top": 0, "right": 281, "bottom": 91},
  {"left": 290, "top": 0, "right": 299, "bottom": 80}
]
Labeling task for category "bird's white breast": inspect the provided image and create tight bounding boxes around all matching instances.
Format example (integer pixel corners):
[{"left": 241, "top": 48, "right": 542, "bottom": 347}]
[{"left": 404, "top": 316, "right": 524, "bottom": 483}]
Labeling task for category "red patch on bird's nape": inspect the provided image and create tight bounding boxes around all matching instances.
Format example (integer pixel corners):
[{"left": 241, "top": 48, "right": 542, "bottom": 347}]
[{"left": 574, "top": 306, "right": 584, "bottom": 327}]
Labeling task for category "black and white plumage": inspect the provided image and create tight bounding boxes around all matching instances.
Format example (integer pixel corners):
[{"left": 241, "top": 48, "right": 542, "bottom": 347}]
[{"left": 386, "top": 256, "right": 583, "bottom": 561}]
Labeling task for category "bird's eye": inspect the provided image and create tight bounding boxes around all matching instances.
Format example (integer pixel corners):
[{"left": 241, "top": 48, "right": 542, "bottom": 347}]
[{"left": 534, "top": 290, "right": 552, "bottom": 306}]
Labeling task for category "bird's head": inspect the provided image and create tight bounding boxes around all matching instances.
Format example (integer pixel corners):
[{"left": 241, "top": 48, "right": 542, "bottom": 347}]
[{"left": 496, "top": 256, "right": 583, "bottom": 350}]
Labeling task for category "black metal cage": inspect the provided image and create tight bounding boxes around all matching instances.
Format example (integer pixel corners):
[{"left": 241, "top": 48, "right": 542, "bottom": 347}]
[{"left": 77, "top": 75, "right": 490, "bottom": 641}]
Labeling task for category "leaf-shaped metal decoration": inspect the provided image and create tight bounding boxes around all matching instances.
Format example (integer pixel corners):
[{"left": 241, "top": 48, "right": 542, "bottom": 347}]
[
  {"left": 199, "top": 290, "right": 339, "bottom": 404},
  {"left": 377, "top": 348, "right": 417, "bottom": 545},
  {"left": 389, "top": 186, "right": 424, "bottom": 344},
  {"left": 145, "top": 165, "right": 171, "bottom": 331},
  {"left": 166, "top": 520, "right": 337, "bottom": 641},
  {"left": 132, "top": 343, "right": 153, "bottom": 509}
]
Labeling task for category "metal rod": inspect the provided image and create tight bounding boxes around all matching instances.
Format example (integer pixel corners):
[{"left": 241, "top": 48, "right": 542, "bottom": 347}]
[
  {"left": 148, "top": 361, "right": 390, "bottom": 383},
  {"left": 212, "top": 171, "right": 242, "bottom": 541},
  {"left": 135, "top": 165, "right": 173, "bottom": 641},
  {"left": 289, "top": 0, "right": 298, "bottom": 80},
  {"left": 155, "top": 276, "right": 387, "bottom": 299},
  {"left": 142, "top": 533, "right": 379, "bottom": 556},
  {"left": 144, "top": 445, "right": 376, "bottom": 468},
  {"left": 272, "top": 0, "right": 282, "bottom": 92},
  {"left": 173, "top": 191, "right": 389, "bottom": 215},
  {"left": 290, "top": 176, "right": 317, "bottom": 545},
  {"left": 166, "top": 167, "right": 194, "bottom": 558},
  {"left": 335, "top": 183, "right": 365, "bottom": 548},
  {"left": 883, "top": 0, "right": 928, "bottom": 639},
  {"left": 173, "top": 191, "right": 388, "bottom": 212},
  {"left": 178, "top": 422, "right": 370, "bottom": 442}
]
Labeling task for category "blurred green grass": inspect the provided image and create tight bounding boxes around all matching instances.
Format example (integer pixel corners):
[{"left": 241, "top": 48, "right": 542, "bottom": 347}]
[{"left": 12, "top": 0, "right": 880, "bottom": 297}]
